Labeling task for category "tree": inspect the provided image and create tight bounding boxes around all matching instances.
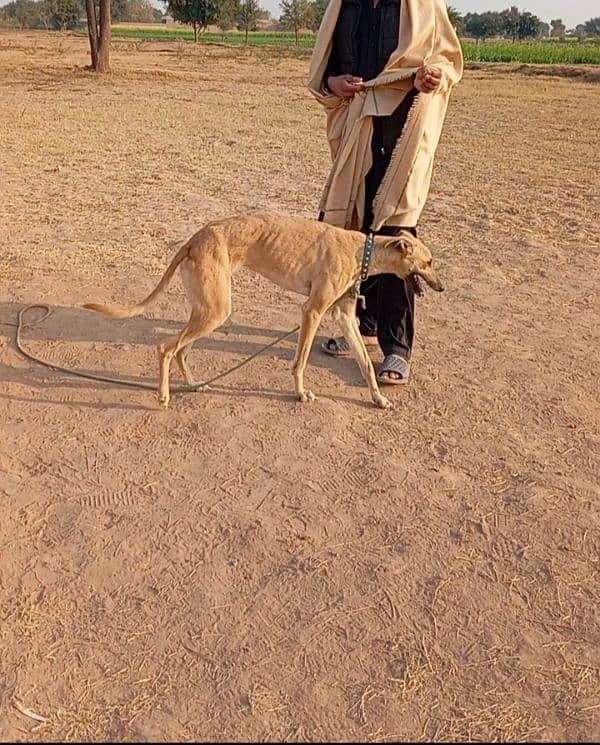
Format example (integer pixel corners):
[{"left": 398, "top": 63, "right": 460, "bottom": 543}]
[
  {"left": 502, "top": 5, "right": 520, "bottom": 42},
  {"left": 126, "top": 0, "right": 159, "bottom": 22},
  {"left": 550, "top": 19, "right": 566, "bottom": 39},
  {"left": 111, "top": 0, "right": 127, "bottom": 21},
  {"left": 215, "top": 0, "right": 238, "bottom": 37},
  {"left": 538, "top": 21, "right": 550, "bottom": 38},
  {"left": 496, "top": 7, "right": 542, "bottom": 41},
  {"left": 464, "top": 11, "right": 504, "bottom": 39},
  {"left": 307, "top": 0, "right": 327, "bottom": 32},
  {"left": 84, "top": 0, "right": 110, "bottom": 72},
  {"left": 517, "top": 11, "right": 541, "bottom": 40},
  {"left": 37, "top": 0, "right": 55, "bottom": 28},
  {"left": 47, "top": 0, "right": 80, "bottom": 29},
  {"left": 164, "top": 0, "right": 218, "bottom": 42},
  {"left": 236, "top": 0, "right": 260, "bottom": 42},
  {"left": 1, "top": 0, "right": 42, "bottom": 28},
  {"left": 584, "top": 17, "right": 600, "bottom": 36},
  {"left": 279, "top": 0, "right": 310, "bottom": 45},
  {"left": 446, "top": 5, "right": 463, "bottom": 34}
]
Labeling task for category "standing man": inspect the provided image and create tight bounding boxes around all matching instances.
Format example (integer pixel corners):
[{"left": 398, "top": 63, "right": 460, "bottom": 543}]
[{"left": 308, "top": 0, "right": 462, "bottom": 383}]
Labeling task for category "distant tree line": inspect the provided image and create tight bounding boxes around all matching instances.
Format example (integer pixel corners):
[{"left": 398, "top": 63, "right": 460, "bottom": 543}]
[
  {"left": 163, "top": 0, "right": 273, "bottom": 42},
  {"left": 0, "top": 0, "right": 81, "bottom": 29},
  {"left": 0, "top": 0, "right": 161, "bottom": 29},
  {"left": 577, "top": 17, "right": 600, "bottom": 37},
  {"left": 162, "top": 0, "right": 327, "bottom": 44},
  {"left": 446, "top": 6, "right": 600, "bottom": 40},
  {"left": 447, "top": 5, "right": 547, "bottom": 39},
  {"left": 3, "top": 0, "right": 599, "bottom": 42}
]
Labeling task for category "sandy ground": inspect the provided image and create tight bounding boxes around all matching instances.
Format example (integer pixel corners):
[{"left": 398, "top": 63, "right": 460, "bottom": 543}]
[{"left": 0, "top": 31, "right": 599, "bottom": 742}]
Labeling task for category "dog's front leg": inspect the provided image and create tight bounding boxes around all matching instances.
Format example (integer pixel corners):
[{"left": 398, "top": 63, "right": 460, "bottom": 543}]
[
  {"left": 335, "top": 297, "right": 392, "bottom": 410},
  {"left": 292, "top": 303, "right": 325, "bottom": 403}
]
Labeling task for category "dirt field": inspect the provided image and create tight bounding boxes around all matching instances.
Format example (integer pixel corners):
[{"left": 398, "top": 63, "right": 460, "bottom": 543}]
[{"left": 1, "top": 31, "right": 599, "bottom": 742}]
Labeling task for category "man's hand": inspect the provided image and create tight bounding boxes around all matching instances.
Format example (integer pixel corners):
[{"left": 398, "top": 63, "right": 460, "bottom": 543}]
[
  {"left": 414, "top": 66, "right": 442, "bottom": 94},
  {"left": 326, "top": 74, "right": 364, "bottom": 99}
]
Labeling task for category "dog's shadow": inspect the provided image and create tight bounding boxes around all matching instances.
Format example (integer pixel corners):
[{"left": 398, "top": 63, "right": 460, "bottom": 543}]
[{"left": 0, "top": 302, "right": 371, "bottom": 398}]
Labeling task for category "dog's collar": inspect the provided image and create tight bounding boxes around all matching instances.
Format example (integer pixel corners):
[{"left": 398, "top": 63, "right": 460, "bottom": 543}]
[{"left": 352, "top": 232, "right": 374, "bottom": 310}]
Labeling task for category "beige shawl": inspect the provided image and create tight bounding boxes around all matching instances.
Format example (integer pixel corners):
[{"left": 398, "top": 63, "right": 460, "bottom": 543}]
[{"left": 308, "top": 0, "right": 463, "bottom": 230}]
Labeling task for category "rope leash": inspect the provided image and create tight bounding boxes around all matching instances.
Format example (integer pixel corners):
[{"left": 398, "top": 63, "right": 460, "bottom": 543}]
[{"left": 11, "top": 304, "right": 300, "bottom": 394}]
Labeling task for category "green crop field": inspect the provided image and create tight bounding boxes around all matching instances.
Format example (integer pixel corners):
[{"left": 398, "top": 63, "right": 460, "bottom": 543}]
[
  {"left": 462, "top": 40, "right": 600, "bottom": 64},
  {"left": 110, "top": 26, "right": 316, "bottom": 48},
  {"left": 109, "top": 26, "right": 600, "bottom": 65}
]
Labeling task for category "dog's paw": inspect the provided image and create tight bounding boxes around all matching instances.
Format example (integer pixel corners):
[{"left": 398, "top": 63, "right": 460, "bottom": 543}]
[
  {"left": 158, "top": 393, "right": 170, "bottom": 409},
  {"left": 374, "top": 393, "right": 393, "bottom": 410},
  {"left": 297, "top": 390, "right": 317, "bottom": 403}
]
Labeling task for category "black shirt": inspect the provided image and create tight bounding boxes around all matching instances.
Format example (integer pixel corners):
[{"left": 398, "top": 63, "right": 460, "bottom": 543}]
[
  {"left": 326, "top": 0, "right": 402, "bottom": 82},
  {"left": 356, "top": 0, "right": 400, "bottom": 81},
  {"left": 326, "top": 0, "right": 416, "bottom": 158}
]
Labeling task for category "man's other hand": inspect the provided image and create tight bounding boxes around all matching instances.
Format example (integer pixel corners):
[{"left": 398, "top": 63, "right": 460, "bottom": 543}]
[
  {"left": 414, "top": 66, "right": 442, "bottom": 93},
  {"left": 327, "top": 74, "right": 364, "bottom": 98}
]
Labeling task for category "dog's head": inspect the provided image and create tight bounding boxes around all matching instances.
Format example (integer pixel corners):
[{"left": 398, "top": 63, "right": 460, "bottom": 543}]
[{"left": 385, "top": 232, "right": 444, "bottom": 292}]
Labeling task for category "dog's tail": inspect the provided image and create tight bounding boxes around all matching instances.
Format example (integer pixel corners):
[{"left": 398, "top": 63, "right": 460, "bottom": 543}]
[{"left": 83, "top": 241, "right": 190, "bottom": 319}]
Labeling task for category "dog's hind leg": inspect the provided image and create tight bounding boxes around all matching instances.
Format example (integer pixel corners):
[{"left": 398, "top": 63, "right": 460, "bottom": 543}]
[
  {"left": 157, "top": 271, "right": 232, "bottom": 408},
  {"left": 334, "top": 296, "right": 392, "bottom": 410},
  {"left": 157, "top": 328, "right": 189, "bottom": 408},
  {"left": 175, "top": 343, "right": 195, "bottom": 385},
  {"left": 158, "top": 304, "right": 230, "bottom": 407}
]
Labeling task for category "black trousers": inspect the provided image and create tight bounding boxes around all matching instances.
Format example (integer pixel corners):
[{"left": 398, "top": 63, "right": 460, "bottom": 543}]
[
  {"left": 356, "top": 235, "right": 415, "bottom": 360},
  {"left": 357, "top": 91, "right": 418, "bottom": 360}
]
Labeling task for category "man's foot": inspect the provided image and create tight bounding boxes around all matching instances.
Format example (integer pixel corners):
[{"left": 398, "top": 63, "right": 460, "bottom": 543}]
[
  {"left": 377, "top": 355, "right": 410, "bottom": 385},
  {"left": 321, "top": 336, "right": 378, "bottom": 357}
]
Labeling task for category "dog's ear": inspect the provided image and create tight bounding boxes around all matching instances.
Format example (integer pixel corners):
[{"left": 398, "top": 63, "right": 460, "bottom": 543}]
[{"left": 388, "top": 233, "right": 415, "bottom": 257}]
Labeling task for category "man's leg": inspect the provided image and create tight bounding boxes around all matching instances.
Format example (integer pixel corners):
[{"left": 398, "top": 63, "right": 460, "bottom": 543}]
[
  {"left": 376, "top": 274, "right": 415, "bottom": 361},
  {"left": 356, "top": 277, "right": 379, "bottom": 341},
  {"left": 375, "top": 226, "right": 417, "bottom": 381}
]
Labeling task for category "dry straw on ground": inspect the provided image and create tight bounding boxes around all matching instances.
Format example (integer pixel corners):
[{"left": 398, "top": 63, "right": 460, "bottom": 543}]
[{"left": 0, "top": 30, "right": 599, "bottom": 743}]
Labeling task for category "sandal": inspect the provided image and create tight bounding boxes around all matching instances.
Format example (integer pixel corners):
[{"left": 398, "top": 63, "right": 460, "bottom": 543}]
[
  {"left": 377, "top": 354, "right": 410, "bottom": 385},
  {"left": 321, "top": 337, "right": 351, "bottom": 357},
  {"left": 321, "top": 335, "right": 378, "bottom": 357}
]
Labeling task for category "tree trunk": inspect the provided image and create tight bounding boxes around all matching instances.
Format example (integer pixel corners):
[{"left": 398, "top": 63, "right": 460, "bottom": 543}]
[
  {"left": 97, "top": 0, "right": 111, "bottom": 73},
  {"left": 194, "top": 21, "right": 198, "bottom": 43},
  {"left": 85, "top": 0, "right": 110, "bottom": 72},
  {"left": 245, "top": 25, "right": 248, "bottom": 44},
  {"left": 85, "top": 0, "right": 99, "bottom": 70}
]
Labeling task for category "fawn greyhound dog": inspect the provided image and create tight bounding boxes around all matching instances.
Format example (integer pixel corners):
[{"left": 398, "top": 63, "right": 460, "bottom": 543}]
[{"left": 83, "top": 213, "right": 443, "bottom": 409}]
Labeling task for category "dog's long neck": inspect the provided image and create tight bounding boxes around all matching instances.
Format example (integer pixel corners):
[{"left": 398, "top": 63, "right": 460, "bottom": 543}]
[{"left": 362, "top": 237, "right": 410, "bottom": 279}]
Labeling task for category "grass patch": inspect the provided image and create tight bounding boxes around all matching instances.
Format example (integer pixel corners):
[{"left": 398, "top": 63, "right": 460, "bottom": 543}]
[
  {"left": 109, "top": 27, "right": 600, "bottom": 65},
  {"left": 111, "top": 27, "right": 316, "bottom": 48},
  {"left": 462, "top": 40, "right": 600, "bottom": 65}
]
